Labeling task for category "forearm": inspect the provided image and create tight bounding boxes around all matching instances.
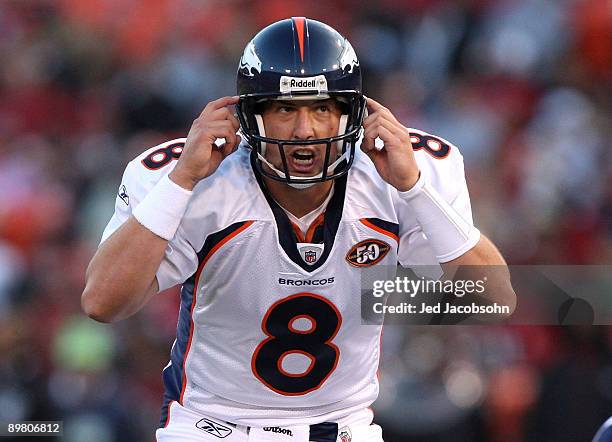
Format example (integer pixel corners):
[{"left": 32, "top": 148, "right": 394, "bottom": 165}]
[
  {"left": 442, "top": 235, "right": 516, "bottom": 313},
  {"left": 82, "top": 171, "right": 194, "bottom": 322},
  {"left": 443, "top": 234, "right": 506, "bottom": 266},
  {"left": 397, "top": 174, "right": 514, "bottom": 312},
  {"left": 82, "top": 217, "right": 166, "bottom": 322}
]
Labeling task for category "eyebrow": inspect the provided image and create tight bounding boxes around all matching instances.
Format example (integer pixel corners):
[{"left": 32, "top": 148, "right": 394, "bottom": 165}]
[{"left": 275, "top": 100, "right": 335, "bottom": 107}]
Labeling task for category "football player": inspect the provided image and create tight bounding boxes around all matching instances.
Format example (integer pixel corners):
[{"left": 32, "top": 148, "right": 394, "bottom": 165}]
[{"left": 82, "top": 17, "right": 513, "bottom": 442}]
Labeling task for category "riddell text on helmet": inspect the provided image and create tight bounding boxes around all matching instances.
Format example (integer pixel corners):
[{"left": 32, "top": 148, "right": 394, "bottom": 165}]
[{"left": 279, "top": 75, "right": 328, "bottom": 93}]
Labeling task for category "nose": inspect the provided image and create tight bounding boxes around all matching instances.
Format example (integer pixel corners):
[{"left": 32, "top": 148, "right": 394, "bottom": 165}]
[{"left": 292, "top": 108, "right": 315, "bottom": 140}]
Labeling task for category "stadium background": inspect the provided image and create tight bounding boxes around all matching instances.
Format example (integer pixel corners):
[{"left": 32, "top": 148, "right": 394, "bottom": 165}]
[{"left": 0, "top": 0, "right": 611, "bottom": 440}]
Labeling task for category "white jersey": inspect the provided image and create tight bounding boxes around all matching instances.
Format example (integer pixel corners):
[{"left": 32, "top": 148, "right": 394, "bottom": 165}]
[{"left": 100, "top": 130, "right": 478, "bottom": 428}]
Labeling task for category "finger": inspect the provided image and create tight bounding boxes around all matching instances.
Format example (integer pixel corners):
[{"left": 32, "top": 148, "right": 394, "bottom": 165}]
[
  {"left": 366, "top": 118, "right": 403, "bottom": 142},
  {"left": 363, "top": 108, "right": 403, "bottom": 127},
  {"left": 363, "top": 111, "right": 397, "bottom": 132},
  {"left": 363, "top": 124, "right": 395, "bottom": 152},
  {"left": 207, "top": 119, "right": 238, "bottom": 133},
  {"left": 200, "top": 96, "right": 240, "bottom": 117},
  {"left": 210, "top": 95, "right": 240, "bottom": 109},
  {"left": 208, "top": 121, "right": 238, "bottom": 149},
  {"left": 207, "top": 106, "right": 232, "bottom": 119},
  {"left": 214, "top": 124, "right": 238, "bottom": 151},
  {"left": 360, "top": 136, "right": 378, "bottom": 161},
  {"left": 229, "top": 112, "right": 240, "bottom": 132},
  {"left": 364, "top": 97, "right": 402, "bottom": 127},
  {"left": 207, "top": 106, "right": 236, "bottom": 120},
  {"left": 219, "top": 122, "right": 239, "bottom": 148},
  {"left": 361, "top": 127, "right": 377, "bottom": 153},
  {"left": 362, "top": 112, "right": 381, "bottom": 129},
  {"left": 365, "top": 95, "right": 386, "bottom": 112},
  {"left": 221, "top": 134, "right": 241, "bottom": 157},
  {"left": 363, "top": 121, "right": 383, "bottom": 141},
  {"left": 377, "top": 118, "right": 411, "bottom": 146},
  {"left": 375, "top": 124, "right": 403, "bottom": 149},
  {"left": 206, "top": 107, "right": 241, "bottom": 132}
]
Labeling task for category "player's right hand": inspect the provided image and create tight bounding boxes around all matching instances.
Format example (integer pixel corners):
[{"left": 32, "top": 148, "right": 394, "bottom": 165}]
[{"left": 169, "top": 96, "right": 241, "bottom": 190}]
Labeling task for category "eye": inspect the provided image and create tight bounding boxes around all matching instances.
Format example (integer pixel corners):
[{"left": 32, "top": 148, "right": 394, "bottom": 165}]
[
  {"left": 316, "top": 105, "right": 329, "bottom": 113},
  {"left": 278, "top": 105, "right": 294, "bottom": 113}
]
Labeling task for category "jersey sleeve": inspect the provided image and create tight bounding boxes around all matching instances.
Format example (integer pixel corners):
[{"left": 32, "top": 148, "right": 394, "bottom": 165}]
[
  {"left": 100, "top": 159, "right": 143, "bottom": 243},
  {"left": 99, "top": 140, "right": 198, "bottom": 292},
  {"left": 396, "top": 131, "right": 479, "bottom": 268}
]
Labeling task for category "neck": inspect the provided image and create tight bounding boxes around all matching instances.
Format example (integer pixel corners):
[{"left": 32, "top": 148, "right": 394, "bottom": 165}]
[{"left": 264, "top": 178, "right": 333, "bottom": 218}]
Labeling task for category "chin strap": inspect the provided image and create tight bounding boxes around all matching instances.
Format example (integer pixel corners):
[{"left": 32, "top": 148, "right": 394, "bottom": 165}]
[{"left": 254, "top": 114, "right": 349, "bottom": 189}]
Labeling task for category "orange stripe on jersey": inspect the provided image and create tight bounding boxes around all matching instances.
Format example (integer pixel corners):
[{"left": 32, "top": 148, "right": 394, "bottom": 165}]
[
  {"left": 179, "top": 221, "right": 254, "bottom": 404},
  {"left": 359, "top": 218, "right": 400, "bottom": 243},
  {"left": 293, "top": 17, "right": 306, "bottom": 62},
  {"left": 305, "top": 213, "right": 325, "bottom": 243},
  {"left": 201, "top": 221, "right": 254, "bottom": 268},
  {"left": 291, "top": 222, "right": 306, "bottom": 243}
]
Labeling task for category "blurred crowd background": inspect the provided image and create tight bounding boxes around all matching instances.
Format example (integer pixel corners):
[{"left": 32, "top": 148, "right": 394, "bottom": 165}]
[{"left": 0, "top": 0, "right": 611, "bottom": 440}]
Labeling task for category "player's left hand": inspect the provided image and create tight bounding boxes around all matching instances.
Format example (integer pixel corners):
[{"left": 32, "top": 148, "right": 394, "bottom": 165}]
[{"left": 361, "top": 97, "right": 420, "bottom": 191}]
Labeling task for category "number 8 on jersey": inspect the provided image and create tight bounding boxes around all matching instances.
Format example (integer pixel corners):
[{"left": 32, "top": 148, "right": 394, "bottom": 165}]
[{"left": 251, "top": 293, "right": 342, "bottom": 396}]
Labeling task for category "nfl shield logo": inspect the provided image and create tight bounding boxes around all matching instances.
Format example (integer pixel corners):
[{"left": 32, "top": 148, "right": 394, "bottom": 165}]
[
  {"left": 298, "top": 243, "right": 324, "bottom": 265},
  {"left": 305, "top": 250, "right": 317, "bottom": 263},
  {"left": 338, "top": 427, "right": 352, "bottom": 442}
]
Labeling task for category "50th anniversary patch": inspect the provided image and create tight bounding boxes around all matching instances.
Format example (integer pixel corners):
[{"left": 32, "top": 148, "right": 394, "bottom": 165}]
[{"left": 346, "top": 239, "right": 391, "bottom": 267}]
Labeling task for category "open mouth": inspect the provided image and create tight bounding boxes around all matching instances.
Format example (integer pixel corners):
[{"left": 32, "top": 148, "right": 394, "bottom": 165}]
[
  {"left": 287, "top": 148, "right": 317, "bottom": 173},
  {"left": 292, "top": 149, "right": 315, "bottom": 165}
]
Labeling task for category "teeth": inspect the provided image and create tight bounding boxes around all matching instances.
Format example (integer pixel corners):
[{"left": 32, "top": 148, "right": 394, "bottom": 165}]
[
  {"left": 294, "top": 157, "right": 314, "bottom": 165},
  {"left": 292, "top": 149, "right": 314, "bottom": 166}
]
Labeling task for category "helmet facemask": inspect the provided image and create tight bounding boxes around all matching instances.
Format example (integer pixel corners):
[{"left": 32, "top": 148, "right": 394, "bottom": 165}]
[{"left": 237, "top": 93, "right": 366, "bottom": 189}]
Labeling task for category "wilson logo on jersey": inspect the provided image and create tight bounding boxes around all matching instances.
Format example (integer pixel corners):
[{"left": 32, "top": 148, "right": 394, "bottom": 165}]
[
  {"left": 263, "top": 426, "right": 293, "bottom": 436},
  {"left": 195, "top": 418, "right": 232, "bottom": 438},
  {"left": 346, "top": 239, "right": 390, "bottom": 267}
]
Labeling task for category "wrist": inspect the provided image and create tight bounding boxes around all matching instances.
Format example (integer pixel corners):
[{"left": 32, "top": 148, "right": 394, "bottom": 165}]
[
  {"left": 169, "top": 170, "right": 199, "bottom": 191},
  {"left": 398, "top": 175, "right": 480, "bottom": 262},
  {"left": 394, "top": 170, "right": 422, "bottom": 193},
  {"left": 133, "top": 174, "right": 193, "bottom": 241}
]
